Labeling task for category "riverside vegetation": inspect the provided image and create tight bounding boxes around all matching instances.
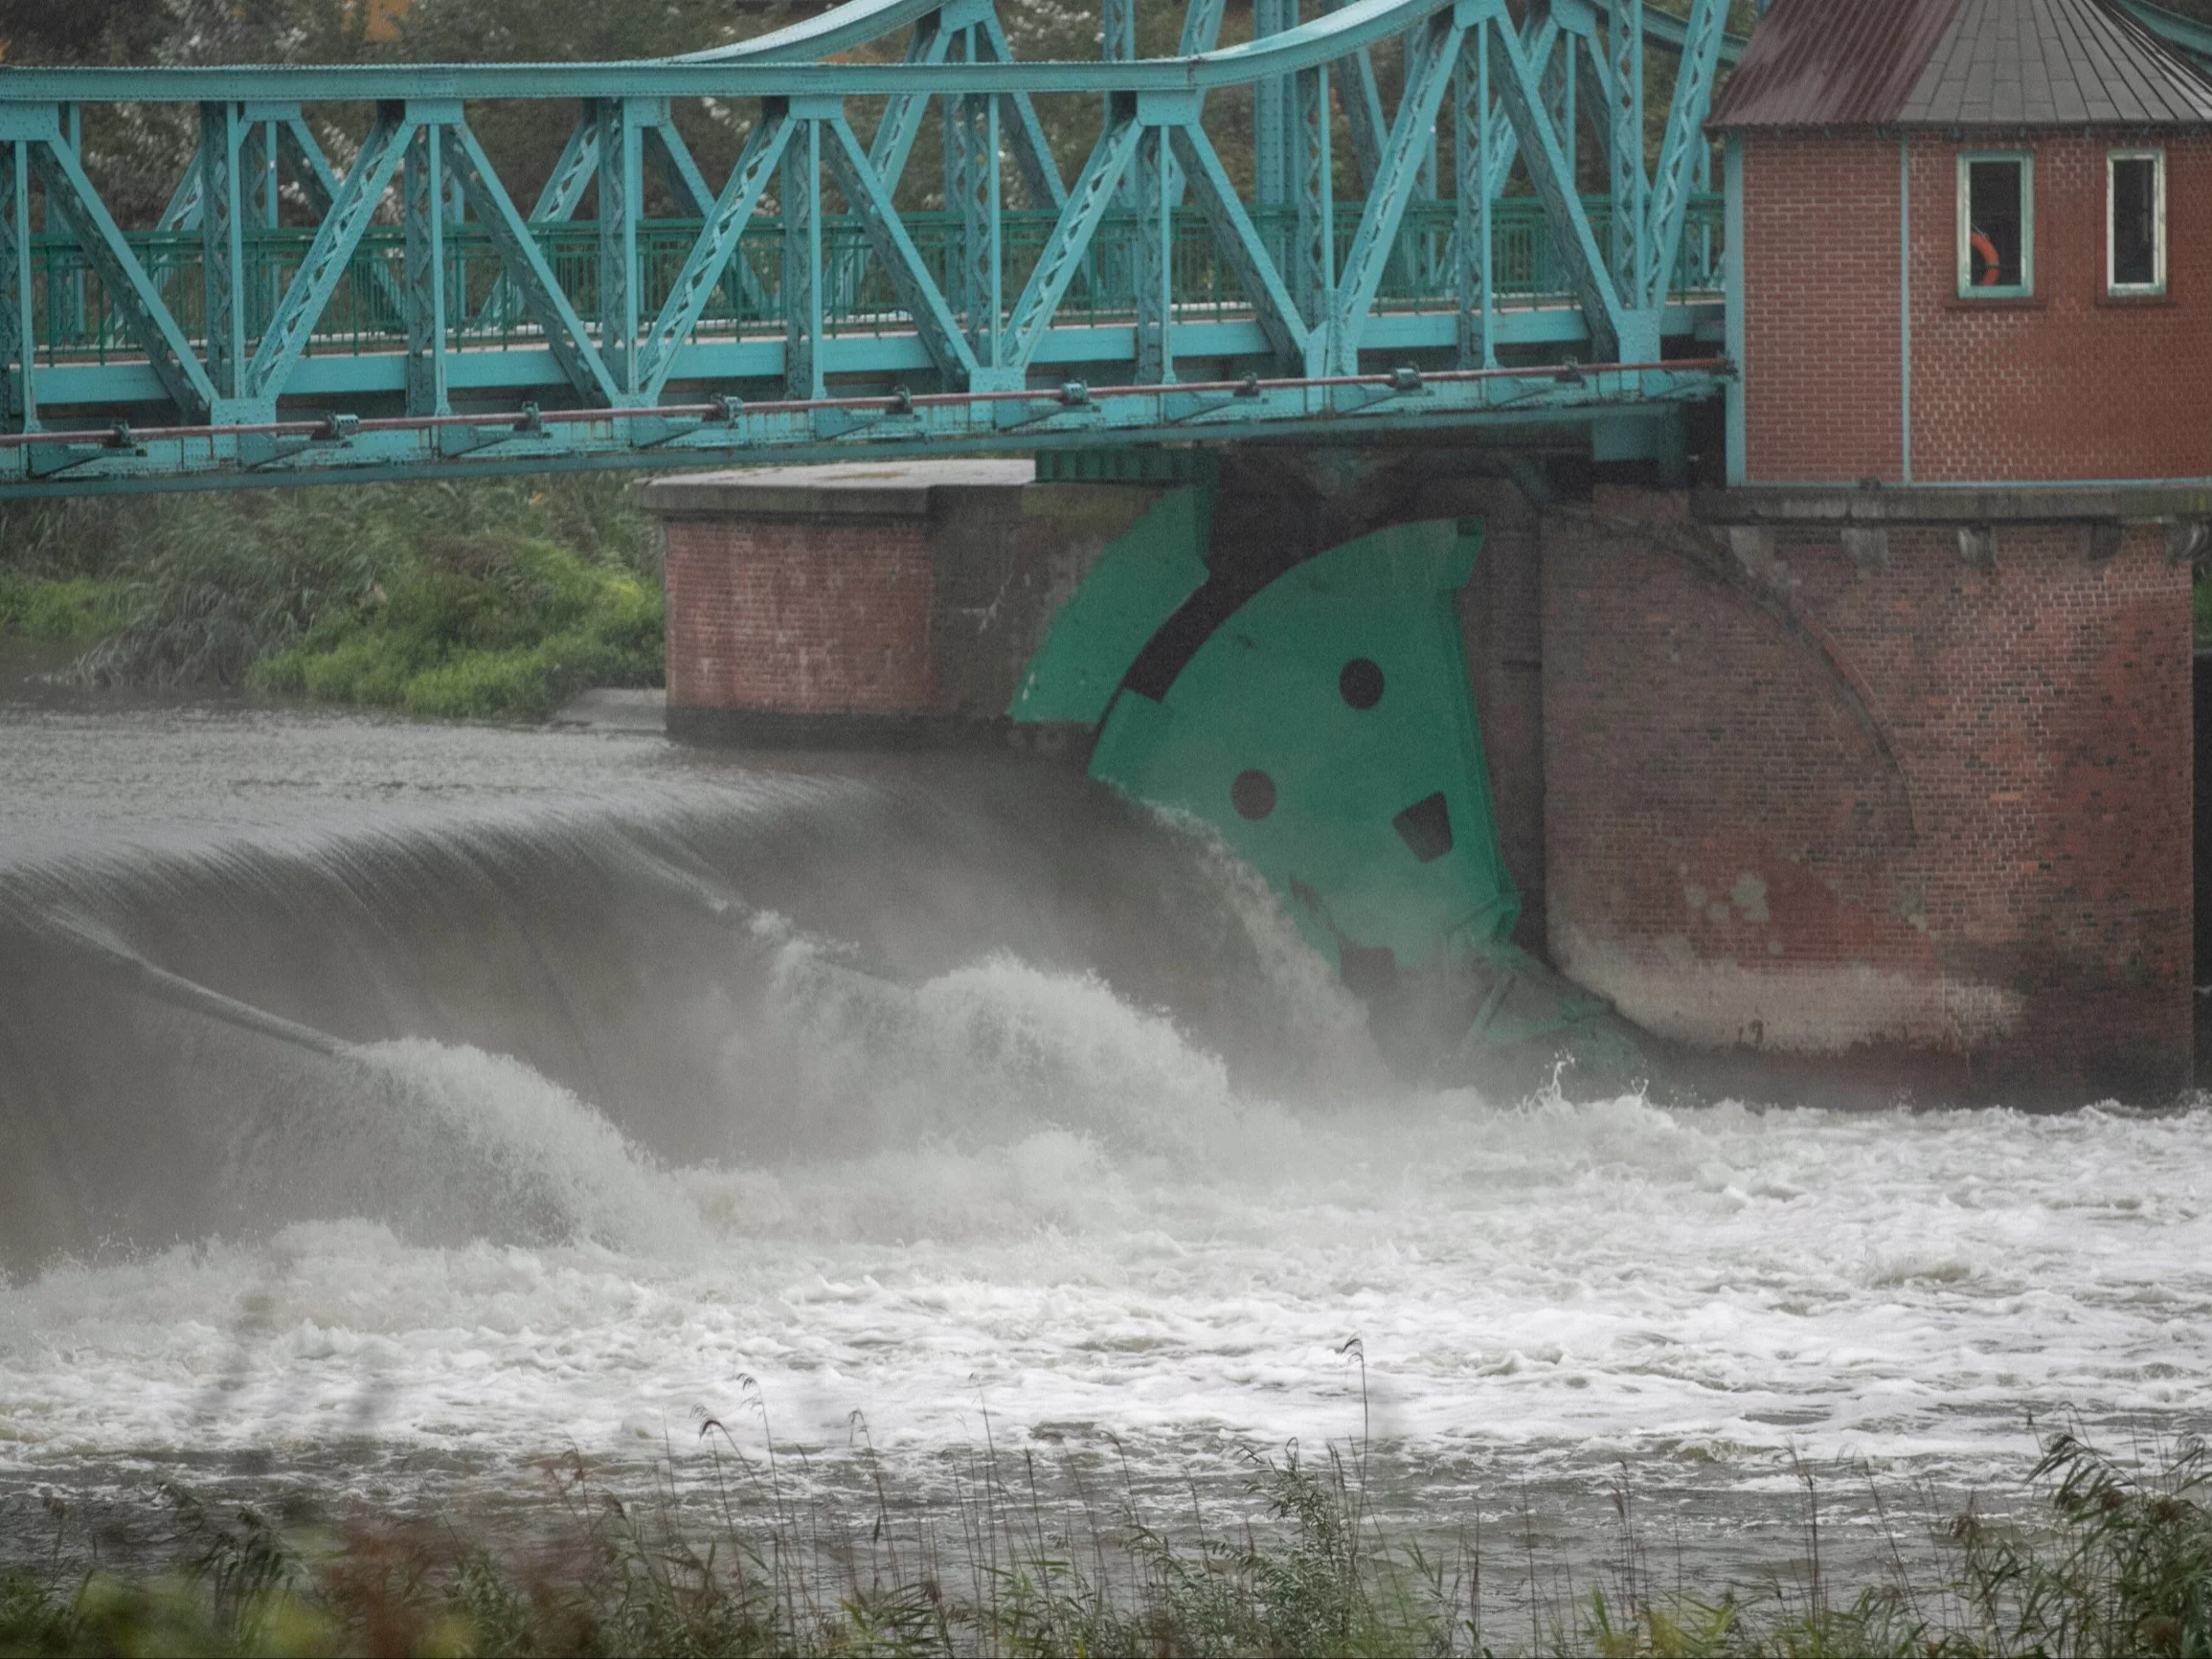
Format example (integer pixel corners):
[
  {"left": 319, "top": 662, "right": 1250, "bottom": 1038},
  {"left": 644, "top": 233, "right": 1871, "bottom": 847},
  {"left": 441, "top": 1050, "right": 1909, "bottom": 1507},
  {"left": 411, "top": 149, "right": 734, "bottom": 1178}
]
[
  {"left": 0, "top": 480, "right": 662, "bottom": 722},
  {"left": 11, "top": 482, "right": 2211, "bottom": 723},
  {"left": 1, "top": 1424, "right": 2207, "bottom": 1658}
]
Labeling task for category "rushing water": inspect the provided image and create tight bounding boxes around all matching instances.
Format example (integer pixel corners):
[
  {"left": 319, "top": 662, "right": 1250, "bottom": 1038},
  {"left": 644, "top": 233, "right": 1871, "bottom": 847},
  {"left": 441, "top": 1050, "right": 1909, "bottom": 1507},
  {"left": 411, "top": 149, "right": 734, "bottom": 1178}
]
[{"left": 1, "top": 698, "right": 2208, "bottom": 1582}]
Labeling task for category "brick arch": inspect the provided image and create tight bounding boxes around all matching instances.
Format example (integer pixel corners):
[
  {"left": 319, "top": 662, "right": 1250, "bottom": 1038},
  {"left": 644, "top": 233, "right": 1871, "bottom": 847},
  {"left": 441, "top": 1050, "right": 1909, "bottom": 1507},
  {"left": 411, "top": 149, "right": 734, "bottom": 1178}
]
[
  {"left": 1542, "top": 501, "right": 2192, "bottom": 1100},
  {"left": 1586, "top": 506, "right": 1921, "bottom": 850},
  {"left": 1540, "top": 504, "right": 1948, "bottom": 1064}
]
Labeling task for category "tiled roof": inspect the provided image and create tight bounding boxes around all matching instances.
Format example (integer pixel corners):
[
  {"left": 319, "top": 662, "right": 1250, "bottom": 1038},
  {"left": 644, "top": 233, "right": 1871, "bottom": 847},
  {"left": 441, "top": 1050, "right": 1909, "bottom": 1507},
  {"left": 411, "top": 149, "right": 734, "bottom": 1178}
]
[
  {"left": 1708, "top": 0, "right": 2212, "bottom": 127},
  {"left": 1706, "top": 0, "right": 1965, "bottom": 126},
  {"left": 1898, "top": 0, "right": 2212, "bottom": 122}
]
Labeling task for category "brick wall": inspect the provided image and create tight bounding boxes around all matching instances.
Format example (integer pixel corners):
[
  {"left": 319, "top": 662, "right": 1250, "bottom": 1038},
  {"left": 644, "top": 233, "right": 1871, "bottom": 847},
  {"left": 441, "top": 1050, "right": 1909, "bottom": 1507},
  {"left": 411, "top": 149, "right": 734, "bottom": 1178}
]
[
  {"left": 1742, "top": 130, "right": 2212, "bottom": 483},
  {"left": 1741, "top": 133, "right": 1906, "bottom": 483},
  {"left": 653, "top": 472, "right": 1167, "bottom": 739},
  {"left": 662, "top": 516, "right": 936, "bottom": 716},
  {"left": 1543, "top": 489, "right": 2192, "bottom": 1102},
  {"left": 932, "top": 482, "right": 1169, "bottom": 720}
]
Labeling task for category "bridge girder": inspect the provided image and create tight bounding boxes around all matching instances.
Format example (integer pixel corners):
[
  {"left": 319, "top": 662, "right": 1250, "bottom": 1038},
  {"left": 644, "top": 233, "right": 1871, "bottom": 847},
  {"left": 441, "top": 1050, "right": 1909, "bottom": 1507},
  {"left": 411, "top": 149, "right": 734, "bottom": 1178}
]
[{"left": 0, "top": 0, "right": 1736, "bottom": 496}]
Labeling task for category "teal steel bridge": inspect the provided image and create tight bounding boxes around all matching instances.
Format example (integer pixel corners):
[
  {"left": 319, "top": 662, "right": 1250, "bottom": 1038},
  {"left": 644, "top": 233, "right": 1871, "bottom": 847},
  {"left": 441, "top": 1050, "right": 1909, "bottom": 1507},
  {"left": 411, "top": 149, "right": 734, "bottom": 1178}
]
[{"left": 0, "top": 0, "right": 1748, "bottom": 495}]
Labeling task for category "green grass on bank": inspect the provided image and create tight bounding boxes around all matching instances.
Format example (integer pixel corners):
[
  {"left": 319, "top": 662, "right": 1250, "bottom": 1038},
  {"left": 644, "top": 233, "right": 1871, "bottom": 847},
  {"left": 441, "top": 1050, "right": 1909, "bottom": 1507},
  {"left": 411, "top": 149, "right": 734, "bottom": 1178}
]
[
  {"left": 247, "top": 535, "right": 661, "bottom": 721},
  {"left": 0, "top": 576, "right": 127, "bottom": 647},
  {"left": 0, "top": 477, "right": 662, "bottom": 722},
  {"left": 2, "top": 1428, "right": 2208, "bottom": 1658}
]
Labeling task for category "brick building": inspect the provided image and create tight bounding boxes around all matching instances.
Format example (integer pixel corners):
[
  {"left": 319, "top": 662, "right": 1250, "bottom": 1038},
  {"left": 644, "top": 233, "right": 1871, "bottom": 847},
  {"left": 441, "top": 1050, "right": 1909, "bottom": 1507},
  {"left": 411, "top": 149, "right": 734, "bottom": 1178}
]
[
  {"left": 1518, "top": 0, "right": 2212, "bottom": 1099},
  {"left": 1708, "top": 0, "right": 2212, "bottom": 486}
]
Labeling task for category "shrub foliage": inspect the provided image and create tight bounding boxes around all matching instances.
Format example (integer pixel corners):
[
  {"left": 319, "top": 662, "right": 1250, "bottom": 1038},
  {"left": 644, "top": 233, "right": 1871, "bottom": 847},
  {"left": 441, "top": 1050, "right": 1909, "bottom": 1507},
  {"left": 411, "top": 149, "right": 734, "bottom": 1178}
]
[{"left": 0, "top": 477, "right": 662, "bottom": 722}]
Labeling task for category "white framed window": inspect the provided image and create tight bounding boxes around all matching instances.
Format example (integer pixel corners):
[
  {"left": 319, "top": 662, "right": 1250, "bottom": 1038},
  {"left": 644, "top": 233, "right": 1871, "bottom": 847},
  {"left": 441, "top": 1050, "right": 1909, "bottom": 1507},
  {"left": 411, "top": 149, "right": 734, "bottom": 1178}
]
[
  {"left": 2109, "top": 148, "right": 2166, "bottom": 295},
  {"left": 1957, "top": 151, "right": 2034, "bottom": 297}
]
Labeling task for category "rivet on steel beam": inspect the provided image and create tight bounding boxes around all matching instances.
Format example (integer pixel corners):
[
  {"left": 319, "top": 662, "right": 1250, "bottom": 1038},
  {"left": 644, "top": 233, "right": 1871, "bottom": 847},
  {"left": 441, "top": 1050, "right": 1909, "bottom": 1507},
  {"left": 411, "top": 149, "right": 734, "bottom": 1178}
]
[{"left": 1956, "top": 524, "right": 1997, "bottom": 572}]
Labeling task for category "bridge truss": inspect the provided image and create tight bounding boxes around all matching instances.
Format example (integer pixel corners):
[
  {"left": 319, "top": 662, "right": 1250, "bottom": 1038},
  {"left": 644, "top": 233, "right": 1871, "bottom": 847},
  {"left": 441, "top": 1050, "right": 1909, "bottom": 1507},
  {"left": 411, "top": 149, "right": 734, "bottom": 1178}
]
[{"left": 0, "top": 0, "right": 1740, "bottom": 495}]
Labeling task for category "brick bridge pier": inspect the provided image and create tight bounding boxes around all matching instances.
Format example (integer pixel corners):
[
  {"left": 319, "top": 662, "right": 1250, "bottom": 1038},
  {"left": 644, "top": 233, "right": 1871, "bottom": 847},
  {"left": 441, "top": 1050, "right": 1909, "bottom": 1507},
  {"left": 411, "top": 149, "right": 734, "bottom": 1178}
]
[{"left": 644, "top": 453, "right": 2195, "bottom": 1106}]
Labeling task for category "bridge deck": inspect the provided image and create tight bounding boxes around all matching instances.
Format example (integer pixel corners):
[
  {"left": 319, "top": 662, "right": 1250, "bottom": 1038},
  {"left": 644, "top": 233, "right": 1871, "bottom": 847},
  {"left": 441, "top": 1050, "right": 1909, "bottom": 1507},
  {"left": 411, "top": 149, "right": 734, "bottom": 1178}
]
[{"left": 0, "top": 0, "right": 1741, "bottom": 494}]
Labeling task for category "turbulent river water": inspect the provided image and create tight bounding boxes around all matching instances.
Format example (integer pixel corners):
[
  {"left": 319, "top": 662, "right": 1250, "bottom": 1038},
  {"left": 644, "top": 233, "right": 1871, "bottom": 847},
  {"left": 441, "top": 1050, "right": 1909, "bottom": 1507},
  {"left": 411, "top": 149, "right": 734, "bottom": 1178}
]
[{"left": 2, "top": 694, "right": 2208, "bottom": 1584}]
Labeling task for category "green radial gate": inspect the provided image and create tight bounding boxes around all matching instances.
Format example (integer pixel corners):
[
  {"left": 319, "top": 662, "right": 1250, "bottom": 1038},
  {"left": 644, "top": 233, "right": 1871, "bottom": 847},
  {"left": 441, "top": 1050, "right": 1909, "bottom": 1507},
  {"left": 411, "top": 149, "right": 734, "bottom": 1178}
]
[{"left": 1010, "top": 472, "right": 1616, "bottom": 1068}]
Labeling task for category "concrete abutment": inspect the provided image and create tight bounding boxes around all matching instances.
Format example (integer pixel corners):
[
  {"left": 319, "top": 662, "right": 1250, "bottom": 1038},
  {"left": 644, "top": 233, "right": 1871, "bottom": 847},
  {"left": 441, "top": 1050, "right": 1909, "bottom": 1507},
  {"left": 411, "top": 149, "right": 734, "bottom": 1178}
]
[{"left": 643, "top": 458, "right": 2195, "bottom": 1106}]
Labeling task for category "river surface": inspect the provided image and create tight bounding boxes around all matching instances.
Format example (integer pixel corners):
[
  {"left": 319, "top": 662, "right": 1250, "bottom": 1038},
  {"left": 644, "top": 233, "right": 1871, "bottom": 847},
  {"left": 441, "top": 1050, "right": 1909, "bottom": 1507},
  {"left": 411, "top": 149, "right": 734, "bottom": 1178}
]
[{"left": 1, "top": 693, "right": 2208, "bottom": 1592}]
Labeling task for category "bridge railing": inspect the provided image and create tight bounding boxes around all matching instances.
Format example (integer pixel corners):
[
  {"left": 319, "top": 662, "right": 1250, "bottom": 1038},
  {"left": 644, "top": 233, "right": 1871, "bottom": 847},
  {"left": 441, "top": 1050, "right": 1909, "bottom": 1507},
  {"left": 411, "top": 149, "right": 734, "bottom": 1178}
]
[{"left": 21, "top": 196, "right": 1725, "bottom": 369}]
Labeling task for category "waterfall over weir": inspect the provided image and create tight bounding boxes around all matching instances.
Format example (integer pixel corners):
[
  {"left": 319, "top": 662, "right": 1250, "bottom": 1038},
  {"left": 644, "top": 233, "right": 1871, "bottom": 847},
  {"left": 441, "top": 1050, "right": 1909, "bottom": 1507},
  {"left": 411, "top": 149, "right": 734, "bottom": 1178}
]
[
  {"left": 0, "top": 749, "right": 1368, "bottom": 1266},
  {"left": 2, "top": 706, "right": 2210, "bottom": 1559}
]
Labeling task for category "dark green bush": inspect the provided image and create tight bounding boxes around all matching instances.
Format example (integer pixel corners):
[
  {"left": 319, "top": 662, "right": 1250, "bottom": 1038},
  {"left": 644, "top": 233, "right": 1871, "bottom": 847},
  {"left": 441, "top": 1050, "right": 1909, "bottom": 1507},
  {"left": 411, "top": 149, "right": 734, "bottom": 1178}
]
[
  {"left": 0, "top": 476, "right": 662, "bottom": 720},
  {"left": 250, "top": 534, "right": 662, "bottom": 722}
]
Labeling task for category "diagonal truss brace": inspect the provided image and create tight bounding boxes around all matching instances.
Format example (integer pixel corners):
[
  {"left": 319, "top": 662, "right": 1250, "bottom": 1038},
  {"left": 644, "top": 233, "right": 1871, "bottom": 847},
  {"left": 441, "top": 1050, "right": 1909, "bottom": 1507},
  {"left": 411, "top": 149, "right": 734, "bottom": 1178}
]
[
  {"left": 824, "top": 114, "right": 983, "bottom": 385},
  {"left": 1313, "top": 0, "right": 1389, "bottom": 195},
  {"left": 1640, "top": 0, "right": 1727, "bottom": 309},
  {"left": 442, "top": 122, "right": 623, "bottom": 406},
  {"left": 241, "top": 103, "right": 413, "bottom": 409},
  {"left": 1001, "top": 101, "right": 1142, "bottom": 373},
  {"left": 1169, "top": 123, "right": 1310, "bottom": 372},
  {"left": 275, "top": 114, "right": 410, "bottom": 327},
  {"left": 971, "top": 8, "right": 1069, "bottom": 211},
  {"left": 28, "top": 129, "right": 215, "bottom": 418},
  {"left": 1486, "top": 5, "right": 1626, "bottom": 362},
  {"left": 1326, "top": 6, "right": 1462, "bottom": 373},
  {"left": 642, "top": 113, "right": 712, "bottom": 214},
  {"left": 633, "top": 107, "right": 793, "bottom": 399},
  {"left": 1473, "top": 10, "right": 1558, "bottom": 200}
]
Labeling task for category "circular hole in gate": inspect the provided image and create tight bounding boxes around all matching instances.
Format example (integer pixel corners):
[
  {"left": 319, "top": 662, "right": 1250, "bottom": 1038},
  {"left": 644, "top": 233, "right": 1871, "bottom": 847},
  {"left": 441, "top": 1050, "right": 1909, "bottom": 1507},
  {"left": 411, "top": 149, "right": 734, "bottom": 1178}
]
[
  {"left": 1340, "top": 658, "right": 1386, "bottom": 710},
  {"left": 1230, "top": 769, "right": 1276, "bottom": 820}
]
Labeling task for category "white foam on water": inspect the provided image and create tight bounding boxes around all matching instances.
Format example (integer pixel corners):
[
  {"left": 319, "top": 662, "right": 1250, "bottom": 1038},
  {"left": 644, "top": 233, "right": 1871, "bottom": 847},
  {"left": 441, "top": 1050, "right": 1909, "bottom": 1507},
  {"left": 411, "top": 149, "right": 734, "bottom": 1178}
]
[
  {"left": 762, "top": 928, "right": 1286, "bottom": 1162},
  {"left": 337, "top": 1039, "right": 709, "bottom": 1257},
  {"left": 1162, "top": 808, "right": 1383, "bottom": 1088},
  {"left": 3, "top": 955, "right": 2210, "bottom": 1503}
]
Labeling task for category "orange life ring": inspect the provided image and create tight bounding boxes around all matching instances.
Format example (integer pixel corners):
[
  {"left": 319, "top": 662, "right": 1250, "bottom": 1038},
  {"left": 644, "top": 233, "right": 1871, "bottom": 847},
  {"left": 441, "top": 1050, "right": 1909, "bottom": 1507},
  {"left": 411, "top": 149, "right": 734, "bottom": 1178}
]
[{"left": 1970, "top": 229, "right": 2002, "bottom": 285}]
